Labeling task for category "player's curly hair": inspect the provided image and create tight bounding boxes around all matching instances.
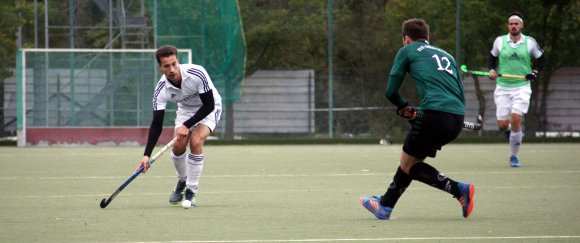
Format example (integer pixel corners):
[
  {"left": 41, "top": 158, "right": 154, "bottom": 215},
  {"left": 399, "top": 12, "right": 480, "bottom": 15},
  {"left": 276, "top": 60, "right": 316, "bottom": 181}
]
[
  {"left": 402, "top": 18, "right": 429, "bottom": 41},
  {"left": 155, "top": 45, "right": 178, "bottom": 64}
]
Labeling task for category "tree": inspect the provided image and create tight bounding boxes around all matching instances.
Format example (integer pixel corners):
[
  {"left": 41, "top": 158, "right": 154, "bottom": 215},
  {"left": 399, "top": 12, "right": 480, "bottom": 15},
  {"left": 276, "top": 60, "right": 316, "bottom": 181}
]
[
  {"left": 240, "top": 0, "right": 327, "bottom": 77},
  {"left": 239, "top": 0, "right": 580, "bottom": 137},
  {"left": 6, "top": 0, "right": 577, "bottom": 137},
  {"left": 0, "top": 1, "right": 33, "bottom": 80},
  {"left": 0, "top": 0, "right": 33, "bottom": 134},
  {"left": 524, "top": 0, "right": 580, "bottom": 135},
  {"left": 459, "top": 0, "right": 580, "bottom": 135}
]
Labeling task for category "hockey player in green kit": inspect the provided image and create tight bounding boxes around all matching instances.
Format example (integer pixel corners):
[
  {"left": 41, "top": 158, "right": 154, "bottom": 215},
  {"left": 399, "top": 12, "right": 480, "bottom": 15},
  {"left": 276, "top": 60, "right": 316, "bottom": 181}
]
[
  {"left": 360, "top": 18, "right": 474, "bottom": 220},
  {"left": 488, "top": 11, "right": 546, "bottom": 168}
]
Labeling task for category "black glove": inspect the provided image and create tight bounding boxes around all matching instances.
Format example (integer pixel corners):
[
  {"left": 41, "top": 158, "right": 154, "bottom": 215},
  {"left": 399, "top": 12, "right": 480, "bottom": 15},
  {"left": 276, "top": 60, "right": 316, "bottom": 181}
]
[
  {"left": 397, "top": 104, "right": 416, "bottom": 119},
  {"left": 525, "top": 70, "right": 538, "bottom": 81}
]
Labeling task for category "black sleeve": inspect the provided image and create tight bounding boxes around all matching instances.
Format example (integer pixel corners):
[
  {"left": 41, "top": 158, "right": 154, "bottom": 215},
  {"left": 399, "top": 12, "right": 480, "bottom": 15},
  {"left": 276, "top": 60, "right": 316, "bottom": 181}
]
[
  {"left": 487, "top": 53, "right": 498, "bottom": 70},
  {"left": 182, "top": 90, "right": 215, "bottom": 129},
  {"left": 143, "top": 110, "right": 165, "bottom": 157},
  {"left": 534, "top": 54, "right": 546, "bottom": 72}
]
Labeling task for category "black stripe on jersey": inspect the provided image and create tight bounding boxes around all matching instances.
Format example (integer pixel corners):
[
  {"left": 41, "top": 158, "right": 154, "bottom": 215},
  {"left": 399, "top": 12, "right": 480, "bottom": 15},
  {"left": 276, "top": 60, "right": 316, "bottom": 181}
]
[
  {"left": 527, "top": 36, "right": 544, "bottom": 53},
  {"left": 153, "top": 81, "right": 165, "bottom": 110},
  {"left": 186, "top": 68, "right": 210, "bottom": 93},
  {"left": 215, "top": 109, "right": 221, "bottom": 123}
]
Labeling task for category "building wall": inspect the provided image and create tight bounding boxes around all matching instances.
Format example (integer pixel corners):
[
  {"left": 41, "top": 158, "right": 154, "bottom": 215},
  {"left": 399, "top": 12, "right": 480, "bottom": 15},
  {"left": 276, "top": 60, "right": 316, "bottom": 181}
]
[{"left": 232, "top": 70, "right": 315, "bottom": 134}]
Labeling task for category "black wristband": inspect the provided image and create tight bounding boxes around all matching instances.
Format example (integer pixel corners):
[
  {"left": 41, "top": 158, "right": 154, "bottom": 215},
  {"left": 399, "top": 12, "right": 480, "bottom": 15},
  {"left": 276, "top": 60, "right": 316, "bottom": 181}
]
[{"left": 397, "top": 103, "right": 410, "bottom": 111}]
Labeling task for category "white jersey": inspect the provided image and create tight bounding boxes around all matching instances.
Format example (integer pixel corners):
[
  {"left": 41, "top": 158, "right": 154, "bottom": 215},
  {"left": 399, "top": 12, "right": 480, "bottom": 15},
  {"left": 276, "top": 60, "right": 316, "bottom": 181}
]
[
  {"left": 152, "top": 64, "right": 222, "bottom": 116},
  {"left": 490, "top": 34, "right": 543, "bottom": 58}
]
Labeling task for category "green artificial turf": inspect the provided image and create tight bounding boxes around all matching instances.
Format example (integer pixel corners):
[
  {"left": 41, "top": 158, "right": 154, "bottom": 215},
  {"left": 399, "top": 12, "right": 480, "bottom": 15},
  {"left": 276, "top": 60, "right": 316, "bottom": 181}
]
[{"left": 0, "top": 144, "right": 579, "bottom": 242}]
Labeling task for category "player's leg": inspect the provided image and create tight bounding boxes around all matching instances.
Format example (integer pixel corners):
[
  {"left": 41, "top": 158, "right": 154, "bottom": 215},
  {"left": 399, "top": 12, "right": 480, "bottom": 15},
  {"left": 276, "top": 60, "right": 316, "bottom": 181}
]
[
  {"left": 379, "top": 166, "right": 412, "bottom": 209},
  {"left": 399, "top": 111, "right": 461, "bottom": 195},
  {"left": 403, "top": 154, "right": 461, "bottom": 199},
  {"left": 170, "top": 111, "right": 195, "bottom": 205},
  {"left": 498, "top": 119, "right": 511, "bottom": 140},
  {"left": 182, "top": 109, "right": 221, "bottom": 208},
  {"left": 403, "top": 111, "right": 474, "bottom": 218},
  {"left": 360, "top": 118, "right": 425, "bottom": 220},
  {"left": 182, "top": 124, "right": 211, "bottom": 206},
  {"left": 361, "top": 111, "right": 472, "bottom": 219},
  {"left": 169, "top": 127, "right": 189, "bottom": 204},
  {"left": 360, "top": 154, "right": 415, "bottom": 220},
  {"left": 494, "top": 86, "right": 512, "bottom": 140},
  {"left": 507, "top": 85, "right": 531, "bottom": 167},
  {"left": 508, "top": 112, "right": 523, "bottom": 167}
]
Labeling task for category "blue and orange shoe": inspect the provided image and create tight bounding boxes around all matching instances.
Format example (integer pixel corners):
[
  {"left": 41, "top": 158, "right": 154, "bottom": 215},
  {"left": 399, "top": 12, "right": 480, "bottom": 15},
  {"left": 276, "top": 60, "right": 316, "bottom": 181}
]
[
  {"left": 509, "top": 155, "right": 520, "bottom": 168},
  {"left": 359, "top": 196, "right": 392, "bottom": 220},
  {"left": 457, "top": 182, "right": 475, "bottom": 218}
]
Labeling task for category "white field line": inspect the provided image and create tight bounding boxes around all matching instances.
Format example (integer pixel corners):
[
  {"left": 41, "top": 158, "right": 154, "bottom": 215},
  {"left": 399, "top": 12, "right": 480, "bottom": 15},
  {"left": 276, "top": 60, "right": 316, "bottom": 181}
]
[
  {"left": 10, "top": 185, "right": 580, "bottom": 199},
  {"left": 1, "top": 170, "right": 580, "bottom": 180},
  {"left": 109, "top": 235, "right": 580, "bottom": 242}
]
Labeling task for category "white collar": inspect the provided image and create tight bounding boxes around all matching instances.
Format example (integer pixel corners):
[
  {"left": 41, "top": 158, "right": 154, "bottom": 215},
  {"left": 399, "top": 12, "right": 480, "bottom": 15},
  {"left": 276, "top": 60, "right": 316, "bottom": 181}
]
[{"left": 507, "top": 34, "right": 525, "bottom": 44}]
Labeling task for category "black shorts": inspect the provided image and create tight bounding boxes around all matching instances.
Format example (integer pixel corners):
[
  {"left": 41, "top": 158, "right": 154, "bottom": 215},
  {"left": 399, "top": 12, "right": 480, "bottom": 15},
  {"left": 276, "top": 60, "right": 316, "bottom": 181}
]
[{"left": 403, "top": 110, "right": 464, "bottom": 159}]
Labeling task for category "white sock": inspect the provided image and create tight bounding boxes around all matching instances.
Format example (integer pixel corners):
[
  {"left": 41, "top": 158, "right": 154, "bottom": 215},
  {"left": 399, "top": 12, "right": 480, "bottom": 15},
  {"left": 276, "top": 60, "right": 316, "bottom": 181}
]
[
  {"left": 171, "top": 152, "right": 187, "bottom": 181},
  {"left": 186, "top": 154, "right": 204, "bottom": 193},
  {"left": 509, "top": 130, "right": 523, "bottom": 157}
]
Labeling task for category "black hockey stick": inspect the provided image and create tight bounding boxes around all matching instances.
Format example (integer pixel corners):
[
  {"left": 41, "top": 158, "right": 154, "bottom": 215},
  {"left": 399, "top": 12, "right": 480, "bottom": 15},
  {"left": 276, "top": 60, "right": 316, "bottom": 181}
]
[
  {"left": 100, "top": 137, "right": 177, "bottom": 208},
  {"left": 463, "top": 115, "right": 483, "bottom": 131},
  {"left": 404, "top": 110, "right": 483, "bottom": 131}
]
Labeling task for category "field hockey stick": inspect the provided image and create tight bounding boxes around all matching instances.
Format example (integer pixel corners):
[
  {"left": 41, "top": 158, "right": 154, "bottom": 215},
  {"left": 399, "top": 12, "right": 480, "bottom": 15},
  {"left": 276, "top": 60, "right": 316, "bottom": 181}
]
[
  {"left": 405, "top": 110, "right": 483, "bottom": 131},
  {"left": 463, "top": 114, "right": 483, "bottom": 131},
  {"left": 460, "top": 65, "right": 526, "bottom": 80},
  {"left": 100, "top": 137, "right": 178, "bottom": 208}
]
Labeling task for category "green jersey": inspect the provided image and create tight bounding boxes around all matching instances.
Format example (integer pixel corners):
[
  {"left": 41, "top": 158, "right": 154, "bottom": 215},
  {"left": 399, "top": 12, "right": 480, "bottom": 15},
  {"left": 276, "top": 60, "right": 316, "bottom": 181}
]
[{"left": 386, "top": 40, "right": 465, "bottom": 115}]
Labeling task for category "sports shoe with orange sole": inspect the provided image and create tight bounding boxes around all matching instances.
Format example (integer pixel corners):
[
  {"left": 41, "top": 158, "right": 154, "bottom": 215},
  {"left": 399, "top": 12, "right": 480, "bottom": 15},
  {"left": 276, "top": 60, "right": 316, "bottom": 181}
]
[
  {"left": 359, "top": 196, "right": 392, "bottom": 220},
  {"left": 457, "top": 182, "right": 475, "bottom": 218}
]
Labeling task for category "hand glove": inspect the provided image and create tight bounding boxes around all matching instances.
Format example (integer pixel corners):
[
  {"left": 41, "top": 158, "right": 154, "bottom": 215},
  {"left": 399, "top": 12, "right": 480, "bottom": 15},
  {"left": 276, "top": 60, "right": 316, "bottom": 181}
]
[
  {"left": 397, "top": 104, "right": 416, "bottom": 120},
  {"left": 525, "top": 70, "right": 538, "bottom": 81}
]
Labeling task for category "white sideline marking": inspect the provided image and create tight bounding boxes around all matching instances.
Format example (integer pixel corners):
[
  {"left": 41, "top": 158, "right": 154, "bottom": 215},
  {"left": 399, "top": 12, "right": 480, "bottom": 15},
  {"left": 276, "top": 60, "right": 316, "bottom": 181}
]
[
  {"left": 1, "top": 170, "right": 580, "bottom": 180},
  {"left": 124, "top": 235, "right": 580, "bottom": 242},
  {"left": 12, "top": 185, "right": 580, "bottom": 199}
]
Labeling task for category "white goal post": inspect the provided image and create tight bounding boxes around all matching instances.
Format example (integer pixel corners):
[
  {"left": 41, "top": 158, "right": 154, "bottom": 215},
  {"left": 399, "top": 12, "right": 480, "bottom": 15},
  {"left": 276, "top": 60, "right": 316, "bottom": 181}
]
[{"left": 16, "top": 48, "right": 192, "bottom": 147}]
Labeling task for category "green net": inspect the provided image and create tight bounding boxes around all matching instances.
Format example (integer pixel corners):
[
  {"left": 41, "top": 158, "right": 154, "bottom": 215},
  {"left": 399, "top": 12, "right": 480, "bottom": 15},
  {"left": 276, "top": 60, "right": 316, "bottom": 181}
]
[
  {"left": 148, "top": 0, "right": 246, "bottom": 105},
  {"left": 18, "top": 49, "right": 191, "bottom": 128}
]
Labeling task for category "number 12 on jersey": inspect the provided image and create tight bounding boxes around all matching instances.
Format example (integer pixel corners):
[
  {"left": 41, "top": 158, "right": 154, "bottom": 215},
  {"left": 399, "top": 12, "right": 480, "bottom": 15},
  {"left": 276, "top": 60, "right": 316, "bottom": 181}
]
[{"left": 432, "top": 54, "right": 454, "bottom": 75}]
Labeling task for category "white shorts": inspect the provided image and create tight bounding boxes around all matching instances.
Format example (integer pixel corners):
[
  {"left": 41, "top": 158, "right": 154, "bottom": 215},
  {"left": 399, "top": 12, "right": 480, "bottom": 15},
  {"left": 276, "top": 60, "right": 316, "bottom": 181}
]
[
  {"left": 494, "top": 84, "right": 532, "bottom": 120},
  {"left": 175, "top": 107, "right": 222, "bottom": 132}
]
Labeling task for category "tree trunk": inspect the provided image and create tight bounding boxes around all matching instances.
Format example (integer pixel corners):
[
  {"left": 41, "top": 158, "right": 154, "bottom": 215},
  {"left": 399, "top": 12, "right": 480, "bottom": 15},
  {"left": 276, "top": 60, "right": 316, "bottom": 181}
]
[
  {"left": 472, "top": 74, "right": 487, "bottom": 118},
  {"left": 225, "top": 103, "right": 234, "bottom": 139}
]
